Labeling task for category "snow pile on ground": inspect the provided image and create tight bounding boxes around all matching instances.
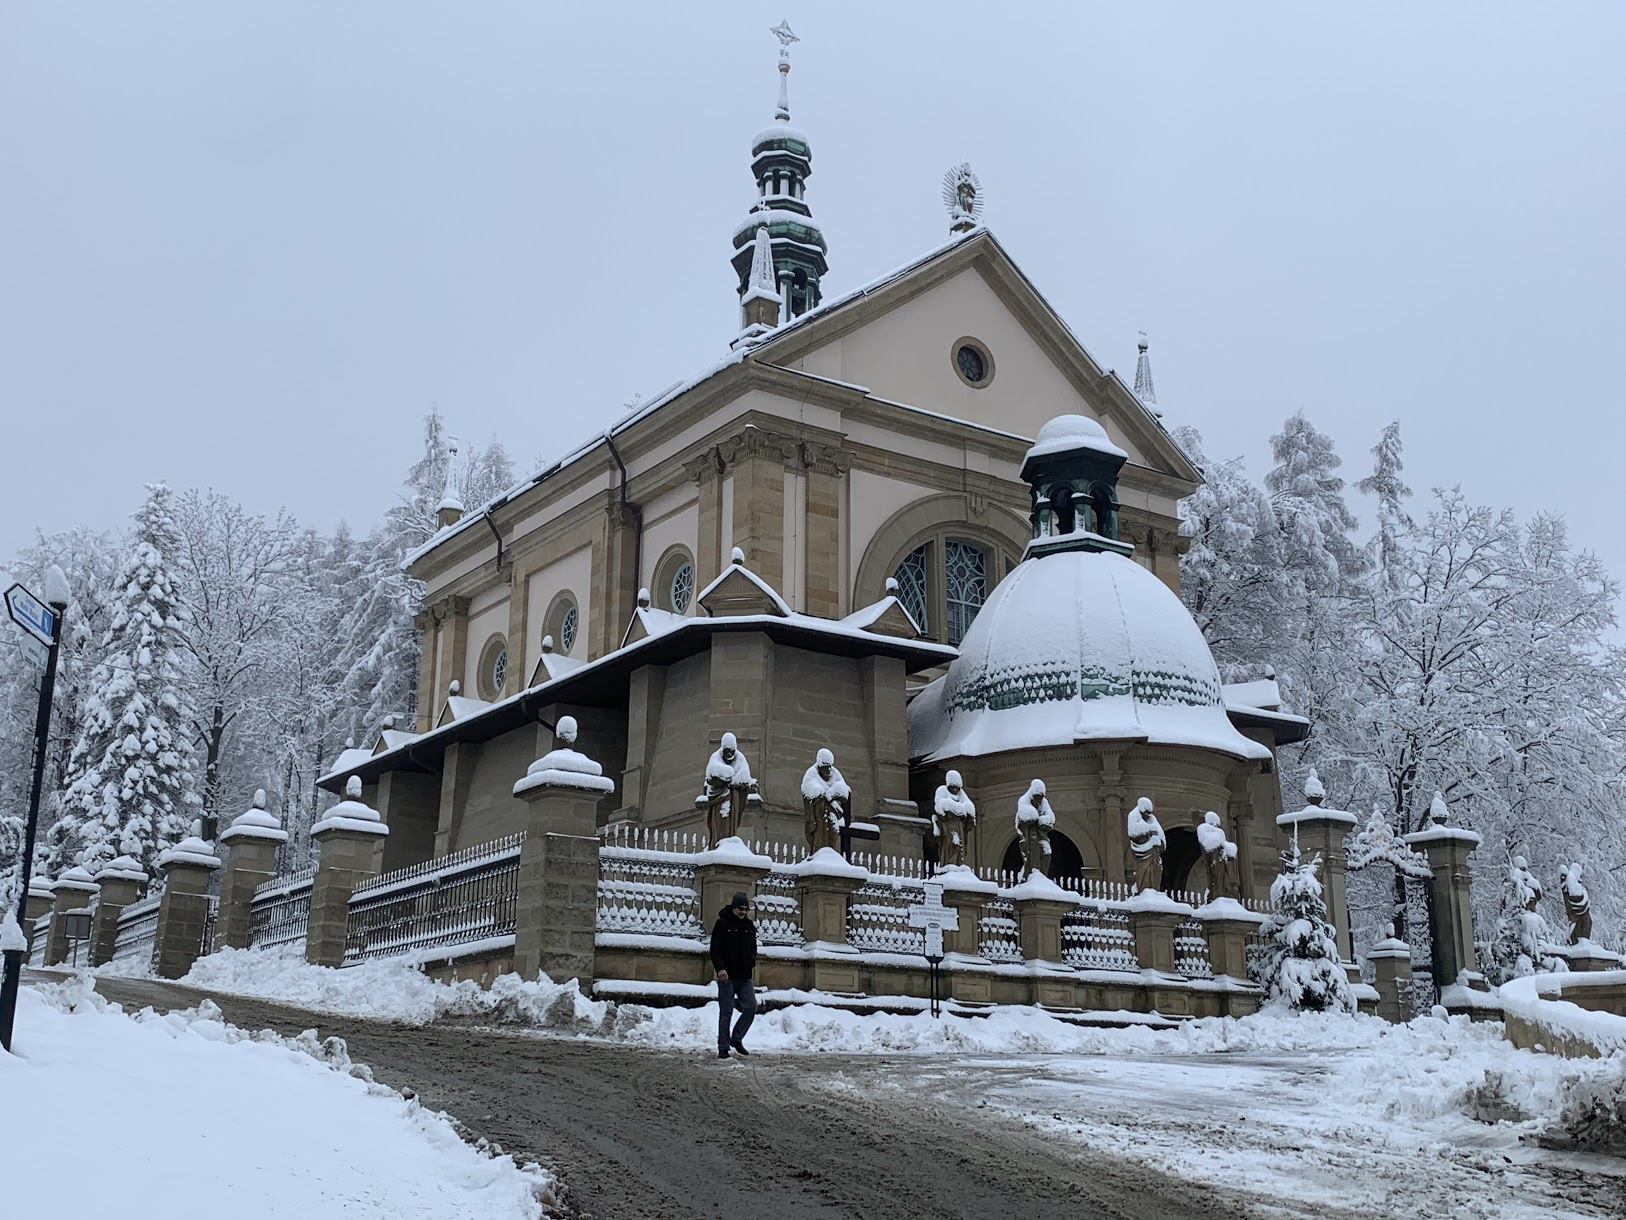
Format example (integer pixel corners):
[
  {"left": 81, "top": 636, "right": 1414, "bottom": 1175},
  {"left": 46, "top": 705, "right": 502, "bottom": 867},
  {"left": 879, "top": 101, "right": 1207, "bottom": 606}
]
[
  {"left": 182, "top": 946, "right": 613, "bottom": 1030},
  {"left": 1, "top": 976, "right": 553, "bottom": 1218}
]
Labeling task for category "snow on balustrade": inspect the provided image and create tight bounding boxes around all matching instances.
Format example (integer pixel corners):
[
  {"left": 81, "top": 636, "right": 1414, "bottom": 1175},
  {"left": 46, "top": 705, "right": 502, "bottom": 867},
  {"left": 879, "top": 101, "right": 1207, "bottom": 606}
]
[
  {"left": 849, "top": 850, "right": 929, "bottom": 880},
  {"left": 846, "top": 876, "right": 927, "bottom": 954},
  {"left": 1175, "top": 917, "right": 1215, "bottom": 979},
  {"left": 753, "top": 871, "right": 803, "bottom": 945},
  {"left": 978, "top": 895, "right": 1023, "bottom": 963},
  {"left": 597, "top": 838, "right": 703, "bottom": 939},
  {"left": 1059, "top": 903, "right": 1138, "bottom": 972},
  {"left": 249, "top": 865, "right": 317, "bottom": 951},
  {"left": 344, "top": 834, "right": 524, "bottom": 964},
  {"left": 111, "top": 892, "right": 163, "bottom": 970}
]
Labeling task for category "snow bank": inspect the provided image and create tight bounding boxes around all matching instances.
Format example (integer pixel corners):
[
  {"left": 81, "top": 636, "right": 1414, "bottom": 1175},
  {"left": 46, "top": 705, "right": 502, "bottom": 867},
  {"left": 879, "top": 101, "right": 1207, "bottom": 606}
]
[{"left": 1, "top": 976, "right": 552, "bottom": 1218}]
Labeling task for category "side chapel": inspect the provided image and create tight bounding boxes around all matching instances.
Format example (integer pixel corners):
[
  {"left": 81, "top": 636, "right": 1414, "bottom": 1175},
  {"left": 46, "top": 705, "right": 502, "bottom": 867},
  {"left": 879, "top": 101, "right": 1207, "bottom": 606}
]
[{"left": 320, "top": 27, "right": 1306, "bottom": 905}]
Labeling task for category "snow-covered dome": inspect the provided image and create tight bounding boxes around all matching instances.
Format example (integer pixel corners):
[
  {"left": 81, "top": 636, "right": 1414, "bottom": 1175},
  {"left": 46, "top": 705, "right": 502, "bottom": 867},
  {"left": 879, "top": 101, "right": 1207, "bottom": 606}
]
[
  {"left": 1025, "top": 414, "right": 1127, "bottom": 462},
  {"left": 909, "top": 548, "right": 1269, "bottom": 763}
]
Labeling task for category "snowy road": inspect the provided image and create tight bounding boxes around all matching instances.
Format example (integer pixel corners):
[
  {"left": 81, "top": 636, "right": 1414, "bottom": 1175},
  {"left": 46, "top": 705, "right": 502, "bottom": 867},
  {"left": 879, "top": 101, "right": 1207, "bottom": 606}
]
[{"left": 80, "top": 973, "right": 1625, "bottom": 1220}]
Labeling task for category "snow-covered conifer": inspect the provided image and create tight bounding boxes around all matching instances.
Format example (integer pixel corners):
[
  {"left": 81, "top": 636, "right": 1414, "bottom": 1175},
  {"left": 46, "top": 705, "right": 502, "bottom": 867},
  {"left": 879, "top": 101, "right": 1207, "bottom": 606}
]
[{"left": 1253, "top": 841, "right": 1356, "bottom": 1013}]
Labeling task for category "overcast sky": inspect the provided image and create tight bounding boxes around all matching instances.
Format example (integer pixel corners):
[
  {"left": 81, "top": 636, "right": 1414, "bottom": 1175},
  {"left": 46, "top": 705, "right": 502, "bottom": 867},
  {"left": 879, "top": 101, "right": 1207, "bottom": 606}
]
[{"left": 2, "top": 3, "right": 1622, "bottom": 587}]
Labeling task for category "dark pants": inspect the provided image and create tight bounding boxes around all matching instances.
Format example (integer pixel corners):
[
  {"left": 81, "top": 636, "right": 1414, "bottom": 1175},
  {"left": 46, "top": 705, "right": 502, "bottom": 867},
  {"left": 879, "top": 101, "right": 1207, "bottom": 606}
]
[{"left": 717, "top": 976, "right": 756, "bottom": 1050}]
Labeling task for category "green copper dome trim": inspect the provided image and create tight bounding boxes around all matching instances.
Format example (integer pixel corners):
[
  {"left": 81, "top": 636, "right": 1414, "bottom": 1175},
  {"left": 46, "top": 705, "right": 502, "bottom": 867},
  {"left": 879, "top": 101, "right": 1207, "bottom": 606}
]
[{"left": 945, "top": 660, "right": 1220, "bottom": 717}]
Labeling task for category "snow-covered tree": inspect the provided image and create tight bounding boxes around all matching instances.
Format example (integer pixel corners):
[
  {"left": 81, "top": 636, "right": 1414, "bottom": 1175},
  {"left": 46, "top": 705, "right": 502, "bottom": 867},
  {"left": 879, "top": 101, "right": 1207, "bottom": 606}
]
[
  {"left": 46, "top": 485, "right": 200, "bottom": 875},
  {"left": 1356, "top": 420, "right": 1413, "bottom": 592},
  {"left": 1485, "top": 853, "right": 1567, "bottom": 983},
  {"left": 1253, "top": 840, "right": 1356, "bottom": 1013}
]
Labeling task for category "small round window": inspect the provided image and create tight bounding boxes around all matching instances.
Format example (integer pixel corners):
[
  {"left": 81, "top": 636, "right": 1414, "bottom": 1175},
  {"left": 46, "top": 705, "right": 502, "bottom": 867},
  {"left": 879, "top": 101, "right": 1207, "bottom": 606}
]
[
  {"left": 559, "top": 604, "right": 578, "bottom": 654},
  {"left": 670, "top": 561, "right": 695, "bottom": 614},
  {"left": 477, "top": 634, "right": 508, "bottom": 700},
  {"left": 951, "top": 337, "right": 994, "bottom": 388}
]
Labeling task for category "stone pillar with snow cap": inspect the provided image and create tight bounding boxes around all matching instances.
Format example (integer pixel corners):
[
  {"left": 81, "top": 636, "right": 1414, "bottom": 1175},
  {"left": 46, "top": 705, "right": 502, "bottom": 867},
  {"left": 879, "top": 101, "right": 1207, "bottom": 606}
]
[
  {"left": 785, "top": 847, "right": 868, "bottom": 991},
  {"left": 1367, "top": 923, "right": 1414, "bottom": 1023},
  {"left": 1124, "top": 887, "right": 1193, "bottom": 975},
  {"left": 512, "top": 716, "right": 614, "bottom": 984},
  {"left": 45, "top": 867, "right": 99, "bottom": 966},
  {"left": 1194, "top": 894, "right": 1265, "bottom": 984},
  {"left": 1004, "top": 871, "right": 1079, "bottom": 1006},
  {"left": 306, "top": 777, "right": 388, "bottom": 968},
  {"left": 23, "top": 876, "right": 54, "bottom": 951},
  {"left": 216, "top": 789, "right": 289, "bottom": 951},
  {"left": 1275, "top": 769, "right": 1358, "bottom": 964},
  {"left": 934, "top": 868, "right": 999, "bottom": 1001},
  {"left": 153, "top": 837, "right": 221, "bottom": 979},
  {"left": 89, "top": 856, "right": 148, "bottom": 966},
  {"left": 691, "top": 836, "right": 774, "bottom": 947},
  {"left": 1402, "top": 792, "right": 1482, "bottom": 997}
]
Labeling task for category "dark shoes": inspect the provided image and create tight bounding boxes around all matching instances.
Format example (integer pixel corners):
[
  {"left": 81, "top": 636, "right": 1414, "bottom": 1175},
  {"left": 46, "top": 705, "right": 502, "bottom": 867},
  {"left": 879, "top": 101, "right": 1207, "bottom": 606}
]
[
  {"left": 730, "top": 1040, "right": 751, "bottom": 1057},
  {"left": 718, "top": 1048, "right": 731, "bottom": 1060}
]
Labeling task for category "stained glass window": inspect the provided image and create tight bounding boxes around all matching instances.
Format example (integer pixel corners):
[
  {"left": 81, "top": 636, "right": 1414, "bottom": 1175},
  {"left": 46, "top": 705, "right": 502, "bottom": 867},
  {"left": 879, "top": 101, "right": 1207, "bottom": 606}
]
[
  {"left": 559, "top": 605, "right": 578, "bottom": 654},
  {"left": 670, "top": 561, "right": 695, "bottom": 614},
  {"left": 945, "top": 539, "right": 987, "bottom": 645},
  {"left": 490, "top": 648, "right": 507, "bottom": 693},
  {"left": 956, "top": 344, "right": 986, "bottom": 384},
  {"left": 893, "top": 546, "right": 929, "bottom": 634}
]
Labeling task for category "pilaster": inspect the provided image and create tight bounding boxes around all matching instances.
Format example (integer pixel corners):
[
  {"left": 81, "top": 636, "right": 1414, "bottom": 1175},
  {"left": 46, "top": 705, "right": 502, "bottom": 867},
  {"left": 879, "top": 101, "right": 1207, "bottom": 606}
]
[
  {"left": 720, "top": 429, "right": 796, "bottom": 594},
  {"left": 434, "top": 741, "right": 480, "bottom": 857},
  {"left": 616, "top": 664, "right": 667, "bottom": 824},
  {"left": 800, "top": 441, "right": 849, "bottom": 620},
  {"left": 377, "top": 769, "right": 439, "bottom": 872},
  {"left": 686, "top": 450, "right": 725, "bottom": 590}
]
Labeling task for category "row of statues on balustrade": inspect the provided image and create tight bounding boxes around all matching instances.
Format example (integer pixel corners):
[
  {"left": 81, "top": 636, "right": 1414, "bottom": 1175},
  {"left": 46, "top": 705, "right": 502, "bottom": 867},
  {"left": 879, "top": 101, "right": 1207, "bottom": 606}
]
[
  {"left": 695, "top": 735, "right": 1240, "bottom": 898},
  {"left": 1509, "top": 854, "right": 1595, "bottom": 946}
]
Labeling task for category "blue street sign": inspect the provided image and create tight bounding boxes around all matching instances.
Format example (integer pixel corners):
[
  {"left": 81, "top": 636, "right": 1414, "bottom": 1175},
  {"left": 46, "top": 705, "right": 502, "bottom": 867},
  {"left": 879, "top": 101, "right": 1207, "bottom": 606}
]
[{"left": 4, "top": 583, "right": 57, "bottom": 646}]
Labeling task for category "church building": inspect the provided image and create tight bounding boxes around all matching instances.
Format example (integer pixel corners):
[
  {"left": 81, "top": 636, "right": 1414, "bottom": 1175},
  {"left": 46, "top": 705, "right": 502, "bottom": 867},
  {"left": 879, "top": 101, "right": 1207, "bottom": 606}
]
[{"left": 320, "top": 26, "right": 1305, "bottom": 905}]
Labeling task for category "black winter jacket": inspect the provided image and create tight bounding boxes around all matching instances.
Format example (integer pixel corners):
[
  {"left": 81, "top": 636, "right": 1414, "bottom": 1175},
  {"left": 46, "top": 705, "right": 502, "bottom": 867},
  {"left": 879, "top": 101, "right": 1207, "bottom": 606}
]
[{"left": 709, "top": 907, "right": 758, "bottom": 980}]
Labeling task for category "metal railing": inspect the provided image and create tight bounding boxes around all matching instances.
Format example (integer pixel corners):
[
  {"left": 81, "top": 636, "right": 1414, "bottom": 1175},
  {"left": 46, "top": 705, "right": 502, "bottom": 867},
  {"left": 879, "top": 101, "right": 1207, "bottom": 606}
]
[
  {"left": 978, "top": 895, "right": 1023, "bottom": 964},
  {"left": 1174, "top": 917, "right": 1214, "bottom": 978},
  {"left": 846, "top": 878, "right": 926, "bottom": 954},
  {"left": 754, "top": 870, "right": 803, "bottom": 946},
  {"left": 110, "top": 894, "right": 162, "bottom": 970},
  {"left": 1060, "top": 904, "right": 1138, "bottom": 972},
  {"left": 249, "top": 866, "right": 317, "bottom": 951},
  {"left": 598, "top": 841, "right": 704, "bottom": 938},
  {"left": 345, "top": 834, "right": 523, "bottom": 964}
]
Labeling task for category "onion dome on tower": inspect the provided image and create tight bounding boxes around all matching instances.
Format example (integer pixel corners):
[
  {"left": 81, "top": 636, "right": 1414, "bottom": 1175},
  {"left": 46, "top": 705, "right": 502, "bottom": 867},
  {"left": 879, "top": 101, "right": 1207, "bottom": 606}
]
[
  {"left": 731, "top": 21, "right": 828, "bottom": 330},
  {"left": 908, "top": 414, "right": 1270, "bottom": 764}
]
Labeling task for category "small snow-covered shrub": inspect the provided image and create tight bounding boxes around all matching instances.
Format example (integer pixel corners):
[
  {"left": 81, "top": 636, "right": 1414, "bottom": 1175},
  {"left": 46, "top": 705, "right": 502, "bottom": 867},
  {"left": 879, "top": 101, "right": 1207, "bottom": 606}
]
[{"left": 1253, "top": 843, "right": 1356, "bottom": 1013}]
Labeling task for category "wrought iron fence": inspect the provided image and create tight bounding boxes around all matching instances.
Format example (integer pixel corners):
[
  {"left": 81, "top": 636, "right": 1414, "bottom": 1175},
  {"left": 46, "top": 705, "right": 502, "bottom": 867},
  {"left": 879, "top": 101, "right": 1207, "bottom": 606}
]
[
  {"left": 849, "top": 850, "right": 929, "bottom": 880},
  {"left": 978, "top": 896, "right": 1023, "bottom": 963},
  {"left": 597, "top": 844, "right": 703, "bottom": 938},
  {"left": 754, "top": 870, "right": 803, "bottom": 945},
  {"left": 846, "top": 878, "right": 926, "bottom": 954},
  {"left": 249, "top": 867, "right": 317, "bottom": 951},
  {"left": 1174, "top": 917, "right": 1214, "bottom": 978},
  {"left": 1059, "top": 903, "right": 1137, "bottom": 972},
  {"left": 345, "top": 834, "right": 524, "bottom": 964},
  {"left": 110, "top": 894, "right": 162, "bottom": 970},
  {"left": 1245, "top": 927, "right": 1274, "bottom": 985}
]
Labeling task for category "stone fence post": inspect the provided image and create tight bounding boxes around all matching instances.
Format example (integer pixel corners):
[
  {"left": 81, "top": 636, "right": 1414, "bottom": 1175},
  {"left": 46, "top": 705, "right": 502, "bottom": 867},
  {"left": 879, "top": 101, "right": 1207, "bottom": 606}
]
[
  {"left": 89, "top": 856, "right": 149, "bottom": 967},
  {"left": 1367, "top": 924, "right": 1413, "bottom": 1023},
  {"left": 1195, "top": 896, "right": 1266, "bottom": 981},
  {"left": 45, "top": 867, "right": 99, "bottom": 967},
  {"left": 1124, "top": 889, "right": 1192, "bottom": 974},
  {"left": 786, "top": 847, "right": 867, "bottom": 992},
  {"left": 306, "top": 778, "right": 388, "bottom": 968},
  {"left": 154, "top": 838, "right": 222, "bottom": 979},
  {"left": 216, "top": 789, "right": 289, "bottom": 952},
  {"left": 23, "top": 877, "right": 54, "bottom": 950},
  {"left": 511, "top": 717, "right": 616, "bottom": 984},
  {"left": 1005, "top": 872, "right": 1080, "bottom": 1007},
  {"left": 1277, "top": 795, "right": 1359, "bottom": 964},
  {"left": 1403, "top": 798, "right": 1482, "bottom": 993}
]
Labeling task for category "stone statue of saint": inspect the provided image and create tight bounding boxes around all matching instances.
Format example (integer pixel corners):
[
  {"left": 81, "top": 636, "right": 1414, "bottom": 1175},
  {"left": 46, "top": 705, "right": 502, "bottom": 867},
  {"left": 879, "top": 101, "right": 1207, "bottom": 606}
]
[
  {"left": 1014, "top": 779, "right": 1055, "bottom": 880},
  {"left": 699, "top": 732, "right": 757, "bottom": 847},
  {"left": 800, "top": 748, "right": 851, "bottom": 854},
  {"left": 1510, "top": 855, "right": 1543, "bottom": 913},
  {"left": 1561, "top": 862, "right": 1592, "bottom": 945},
  {"left": 1127, "top": 797, "right": 1166, "bottom": 893},
  {"left": 1195, "top": 810, "right": 1237, "bottom": 900},
  {"left": 932, "top": 770, "right": 977, "bottom": 870}
]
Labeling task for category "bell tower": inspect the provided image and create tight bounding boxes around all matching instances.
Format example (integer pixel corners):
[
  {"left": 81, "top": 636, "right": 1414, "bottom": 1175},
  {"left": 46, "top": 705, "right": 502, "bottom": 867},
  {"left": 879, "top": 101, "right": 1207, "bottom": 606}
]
[{"left": 730, "top": 21, "right": 828, "bottom": 328}]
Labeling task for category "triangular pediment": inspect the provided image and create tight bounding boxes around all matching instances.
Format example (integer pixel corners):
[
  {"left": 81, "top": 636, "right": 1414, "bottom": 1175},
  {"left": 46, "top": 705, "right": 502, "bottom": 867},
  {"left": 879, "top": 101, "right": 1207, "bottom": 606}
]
[
  {"left": 697, "top": 559, "right": 791, "bottom": 618},
  {"left": 753, "top": 231, "right": 1198, "bottom": 486},
  {"left": 842, "top": 595, "right": 923, "bottom": 640}
]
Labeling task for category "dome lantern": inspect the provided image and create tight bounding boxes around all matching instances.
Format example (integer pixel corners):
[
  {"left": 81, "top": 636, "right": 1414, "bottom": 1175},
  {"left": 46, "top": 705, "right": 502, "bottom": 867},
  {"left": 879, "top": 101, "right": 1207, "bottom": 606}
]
[{"left": 1019, "top": 414, "right": 1134, "bottom": 559}]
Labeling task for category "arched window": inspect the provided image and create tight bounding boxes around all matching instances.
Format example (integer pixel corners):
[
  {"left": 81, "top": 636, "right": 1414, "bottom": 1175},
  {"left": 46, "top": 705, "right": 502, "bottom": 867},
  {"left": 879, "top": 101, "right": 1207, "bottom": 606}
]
[
  {"left": 889, "top": 535, "right": 1007, "bottom": 646},
  {"left": 653, "top": 545, "right": 697, "bottom": 615}
]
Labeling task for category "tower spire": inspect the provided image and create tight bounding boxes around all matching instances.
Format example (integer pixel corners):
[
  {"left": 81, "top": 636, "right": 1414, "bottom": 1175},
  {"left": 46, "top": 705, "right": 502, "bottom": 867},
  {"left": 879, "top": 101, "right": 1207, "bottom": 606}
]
[
  {"left": 731, "top": 21, "right": 827, "bottom": 332},
  {"left": 1133, "top": 331, "right": 1161, "bottom": 417},
  {"left": 436, "top": 436, "right": 464, "bottom": 528},
  {"left": 734, "top": 223, "right": 785, "bottom": 346}
]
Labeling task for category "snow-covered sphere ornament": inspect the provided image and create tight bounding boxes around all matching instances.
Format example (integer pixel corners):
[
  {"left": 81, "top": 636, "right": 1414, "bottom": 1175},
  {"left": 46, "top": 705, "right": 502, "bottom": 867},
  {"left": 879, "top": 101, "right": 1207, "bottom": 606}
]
[{"left": 557, "top": 715, "right": 578, "bottom": 745}]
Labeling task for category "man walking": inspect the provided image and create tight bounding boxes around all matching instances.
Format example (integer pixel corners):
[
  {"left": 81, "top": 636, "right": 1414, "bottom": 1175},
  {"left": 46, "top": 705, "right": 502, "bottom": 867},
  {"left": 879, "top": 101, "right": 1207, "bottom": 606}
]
[{"left": 710, "top": 890, "right": 757, "bottom": 1059}]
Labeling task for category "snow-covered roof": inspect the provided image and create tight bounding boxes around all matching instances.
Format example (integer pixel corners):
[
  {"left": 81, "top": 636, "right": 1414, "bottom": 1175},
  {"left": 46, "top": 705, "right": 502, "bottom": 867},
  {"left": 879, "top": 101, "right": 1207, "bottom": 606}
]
[
  {"left": 437, "top": 694, "right": 493, "bottom": 727},
  {"left": 1220, "top": 678, "right": 1283, "bottom": 711},
  {"left": 374, "top": 728, "right": 420, "bottom": 755},
  {"left": 909, "top": 548, "right": 1270, "bottom": 764},
  {"left": 328, "top": 746, "right": 374, "bottom": 775},
  {"left": 1024, "top": 413, "right": 1128, "bottom": 461}
]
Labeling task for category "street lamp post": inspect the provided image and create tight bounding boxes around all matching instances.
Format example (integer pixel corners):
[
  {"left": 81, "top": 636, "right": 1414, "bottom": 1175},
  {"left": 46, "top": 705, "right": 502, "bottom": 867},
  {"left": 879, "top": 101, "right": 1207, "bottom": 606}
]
[{"left": 1, "top": 564, "right": 70, "bottom": 1053}]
